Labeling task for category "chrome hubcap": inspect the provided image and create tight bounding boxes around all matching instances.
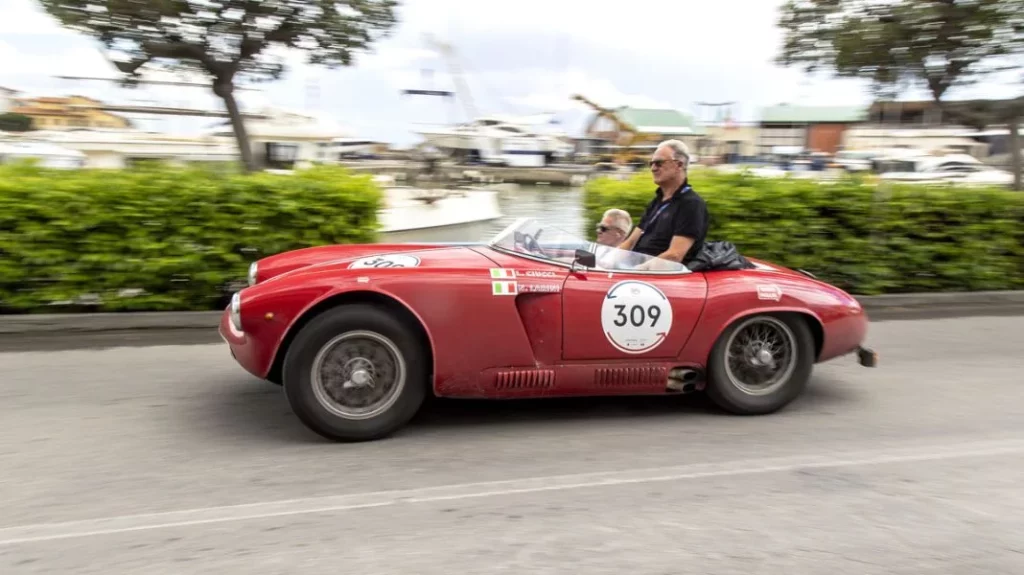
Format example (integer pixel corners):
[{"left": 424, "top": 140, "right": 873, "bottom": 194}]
[
  {"left": 724, "top": 317, "right": 797, "bottom": 395},
  {"left": 753, "top": 348, "right": 774, "bottom": 367},
  {"left": 347, "top": 366, "right": 373, "bottom": 388},
  {"left": 311, "top": 331, "right": 406, "bottom": 420}
]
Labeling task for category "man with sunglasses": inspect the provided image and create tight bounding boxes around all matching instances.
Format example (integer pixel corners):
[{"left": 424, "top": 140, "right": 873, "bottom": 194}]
[
  {"left": 589, "top": 208, "right": 638, "bottom": 269},
  {"left": 595, "top": 208, "right": 632, "bottom": 248},
  {"left": 618, "top": 139, "right": 708, "bottom": 268}
]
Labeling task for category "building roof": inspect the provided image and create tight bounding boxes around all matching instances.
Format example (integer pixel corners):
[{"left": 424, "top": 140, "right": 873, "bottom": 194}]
[
  {"left": 612, "top": 107, "right": 703, "bottom": 135},
  {"left": 760, "top": 104, "right": 867, "bottom": 124}
]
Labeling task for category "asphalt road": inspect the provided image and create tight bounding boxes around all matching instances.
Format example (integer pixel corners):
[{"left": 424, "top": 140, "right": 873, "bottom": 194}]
[{"left": 1, "top": 315, "right": 1022, "bottom": 574}]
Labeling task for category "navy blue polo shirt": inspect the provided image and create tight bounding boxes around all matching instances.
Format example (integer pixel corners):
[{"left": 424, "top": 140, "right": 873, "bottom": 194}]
[{"left": 634, "top": 180, "right": 709, "bottom": 263}]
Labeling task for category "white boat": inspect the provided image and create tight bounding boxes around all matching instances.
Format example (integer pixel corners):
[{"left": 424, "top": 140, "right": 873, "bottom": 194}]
[
  {"left": 415, "top": 115, "right": 575, "bottom": 168},
  {"left": 878, "top": 153, "right": 1015, "bottom": 187},
  {"left": 374, "top": 177, "right": 504, "bottom": 242}
]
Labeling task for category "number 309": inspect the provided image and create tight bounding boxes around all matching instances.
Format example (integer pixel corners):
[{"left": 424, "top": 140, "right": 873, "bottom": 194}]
[{"left": 613, "top": 304, "right": 661, "bottom": 327}]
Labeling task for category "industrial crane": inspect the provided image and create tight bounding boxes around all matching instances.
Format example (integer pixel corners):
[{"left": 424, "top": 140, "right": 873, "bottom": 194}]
[
  {"left": 571, "top": 93, "right": 659, "bottom": 167},
  {"left": 423, "top": 33, "right": 479, "bottom": 123}
]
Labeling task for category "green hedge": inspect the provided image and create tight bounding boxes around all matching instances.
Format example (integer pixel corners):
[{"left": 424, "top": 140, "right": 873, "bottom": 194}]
[
  {"left": 0, "top": 163, "right": 383, "bottom": 313},
  {"left": 584, "top": 169, "right": 1024, "bottom": 295}
]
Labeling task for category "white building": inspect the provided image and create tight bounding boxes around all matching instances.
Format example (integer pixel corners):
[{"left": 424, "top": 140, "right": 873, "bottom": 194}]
[
  {"left": 0, "top": 107, "right": 360, "bottom": 170},
  {"left": 204, "top": 107, "right": 354, "bottom": 169},
  {"left": 0, "top": 86, "right": 18, "bottom": 114},
  {"left": 1, "top": 127, "right": 237, "bottom": 169}
]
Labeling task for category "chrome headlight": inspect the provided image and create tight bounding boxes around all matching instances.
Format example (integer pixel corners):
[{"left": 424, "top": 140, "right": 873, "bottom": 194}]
[
  {"left": 247, "top": 262, "right": 258, "bottom": 286},
  {"left": 230, "top": 292, "right": 243, "bottom": 332}
]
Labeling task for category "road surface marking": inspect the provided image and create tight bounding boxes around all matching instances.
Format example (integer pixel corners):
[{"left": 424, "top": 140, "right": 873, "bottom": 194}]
[{"left": 1, "top": 438, "right": 1022, "bottom": 546}]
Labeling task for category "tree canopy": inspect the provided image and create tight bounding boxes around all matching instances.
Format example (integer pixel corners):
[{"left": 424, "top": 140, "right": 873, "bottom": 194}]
[
  {"left": 40, "top": 0, "right": 400, "bottom": 171},
  {"left": 777, "top": 0, "right": 1024, "bottom": 102},
  {"left": 0, "top": 113, "right": 34, "bottom": 132},
  {"left": 777, "top": 0, "right": 1024, "bottom": 190}
]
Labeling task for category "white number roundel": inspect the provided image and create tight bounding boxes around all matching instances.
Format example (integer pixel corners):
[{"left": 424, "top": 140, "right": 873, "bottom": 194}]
[
  {"left": 600, "top": 281, "right": 673, "bottom": 354},
  {"left": 348, "top": 254, "right": 421, "bottom": 269}
]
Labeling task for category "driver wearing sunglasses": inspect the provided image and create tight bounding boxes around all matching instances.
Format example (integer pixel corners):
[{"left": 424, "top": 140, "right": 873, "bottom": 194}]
[{"left": 595, "top": 208, "right": 632, "bottom": 248}]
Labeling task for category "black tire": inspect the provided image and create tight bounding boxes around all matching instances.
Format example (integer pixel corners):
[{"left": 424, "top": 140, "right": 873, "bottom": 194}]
[
  {"left": 705, "top": 313, "right": 814, "bottom": 415},
  {"left": 282, "top": 304, "right": 428, "bottom": 442}
]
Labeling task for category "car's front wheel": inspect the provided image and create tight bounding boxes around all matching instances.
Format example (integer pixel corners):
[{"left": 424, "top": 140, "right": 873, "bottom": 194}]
[
  {"left": 282, "top": 304, "right": 428, "bottom": 442},
  {"left": 705, "top": 313, "right": 814, "bottom": 415}
]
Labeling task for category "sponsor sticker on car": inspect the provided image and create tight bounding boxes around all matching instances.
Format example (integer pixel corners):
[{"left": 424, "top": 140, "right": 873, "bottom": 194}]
[{"left": 757, "top": 284, "right": 783, "bottom": 301}]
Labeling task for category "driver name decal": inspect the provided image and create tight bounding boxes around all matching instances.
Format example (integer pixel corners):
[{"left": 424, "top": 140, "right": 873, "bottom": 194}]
[
  {"left": 600, "top": 281, "right": 673, "bottom": 354},
  {"left": 349, "top": 254, "right": 421, "bottom": 269},
  {"left": 488, "top": 268, "right": 561, "bottom": 295}
]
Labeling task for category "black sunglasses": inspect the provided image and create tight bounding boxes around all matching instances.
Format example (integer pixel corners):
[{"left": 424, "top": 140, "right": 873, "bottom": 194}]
[{"left": 649, "top": 159, "right": 680, "bottom": 168}]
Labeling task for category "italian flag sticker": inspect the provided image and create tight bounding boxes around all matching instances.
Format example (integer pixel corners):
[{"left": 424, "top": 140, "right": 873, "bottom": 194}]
[
  {"left": 492, "top": 281, "right": 518, "bottom": 295},
  {"left": 490, "top": 268, "right": 516, "bottom": 279}
]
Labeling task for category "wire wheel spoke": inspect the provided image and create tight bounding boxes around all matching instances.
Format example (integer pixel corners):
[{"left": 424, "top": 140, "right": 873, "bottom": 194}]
[
  {"left": 311, "top": 331, "right": 406, "bottom": 420},
  {"left": 724, "top": 317, "right": 798, "bottom": 396}
]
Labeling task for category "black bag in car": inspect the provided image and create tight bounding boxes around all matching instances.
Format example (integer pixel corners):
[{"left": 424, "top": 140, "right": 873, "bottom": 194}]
[{"left": 685, "top": 240, "right": 756, "bottom": 272}]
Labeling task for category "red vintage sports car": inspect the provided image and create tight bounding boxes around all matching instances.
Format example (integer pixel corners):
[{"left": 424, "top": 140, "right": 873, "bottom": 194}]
[{"left": 220, "top": 217, "right": 877, "bottom": 442}]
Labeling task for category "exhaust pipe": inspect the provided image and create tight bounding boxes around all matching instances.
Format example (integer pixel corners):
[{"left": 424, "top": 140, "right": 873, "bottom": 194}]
[
  {"left": 667, "top": 368, "right": 700, "bottom": 393},
  {"left": 670, "top": 368, "right": 698, "bottom": 381}
]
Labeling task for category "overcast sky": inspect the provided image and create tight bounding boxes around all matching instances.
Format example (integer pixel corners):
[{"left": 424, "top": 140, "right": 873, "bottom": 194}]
[{"left": 2, "top": 0, "right": 1021, "bottom": 146}]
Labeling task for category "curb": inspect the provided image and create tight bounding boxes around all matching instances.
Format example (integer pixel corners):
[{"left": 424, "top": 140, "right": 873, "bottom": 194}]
[
  {"left": 854, "top": 290, "right": 1024, "bottom": 309},
  {"left": 2, "top": 291, "right": 1024, "bottom": 337},
  {"left": 0, "top": 311, "right": 222, "bottom": 335}
]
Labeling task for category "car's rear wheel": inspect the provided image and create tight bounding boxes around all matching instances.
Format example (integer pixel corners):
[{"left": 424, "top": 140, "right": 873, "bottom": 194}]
[
  {"left": 282, "top": 304, "right": 427, "bottom": 442},
  {"left": 705, "top": 313, "right": 814, "bottom": 415}
]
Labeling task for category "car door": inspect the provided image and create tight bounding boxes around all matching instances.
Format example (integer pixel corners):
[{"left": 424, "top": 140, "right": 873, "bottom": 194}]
[{"left": 561, "top": 267, "right": 708, "bottom": 361}]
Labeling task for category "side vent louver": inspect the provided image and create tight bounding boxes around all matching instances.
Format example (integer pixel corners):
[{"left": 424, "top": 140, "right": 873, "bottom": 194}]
[
  {"left": 493, "top": 369, "right": 556, "bottom": 390},
  {"left": 595, "top": 366, "right": 667, "bottom": 387}
]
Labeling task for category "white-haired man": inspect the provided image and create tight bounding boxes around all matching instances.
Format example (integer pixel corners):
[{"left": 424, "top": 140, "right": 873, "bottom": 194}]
[
  {"left": 618, "top": 139, "right": 708, "bottom": 267},
  {"left": 595, "top": 208, "right": 632, "bottom": 248},
  {"left": 589, "top": 208, "right": 635, "bottom": 269}
]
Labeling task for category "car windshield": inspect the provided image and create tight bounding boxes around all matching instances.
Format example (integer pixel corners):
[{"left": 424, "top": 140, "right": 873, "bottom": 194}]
[{"left": 487, "top": 217, "right": 689, "bottom": 274}]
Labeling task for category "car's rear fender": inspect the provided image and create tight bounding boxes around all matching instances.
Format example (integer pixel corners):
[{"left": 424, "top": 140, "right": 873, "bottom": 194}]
[
  {"left": 684, "top": 306, "right": 826, "bottom": 367},
  {"left": 678, "top": 272, "right": 845, "bottom": 366}
]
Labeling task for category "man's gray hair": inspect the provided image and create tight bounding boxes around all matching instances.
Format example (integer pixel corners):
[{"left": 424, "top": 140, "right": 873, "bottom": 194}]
[
  {"left": 602, "top": 208, "right": 632, "bottom": 233},
  {"left": 658, "top": 139, "right": 691, "bottom": 167}
]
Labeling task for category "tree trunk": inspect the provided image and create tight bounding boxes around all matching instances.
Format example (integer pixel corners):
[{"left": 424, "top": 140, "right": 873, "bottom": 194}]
[
  {"left": 213, "top": 79, "right": 255, "bottom": 173},
  {"left": 1010, "top": 120, "right": 1021, "bottom": 192}
]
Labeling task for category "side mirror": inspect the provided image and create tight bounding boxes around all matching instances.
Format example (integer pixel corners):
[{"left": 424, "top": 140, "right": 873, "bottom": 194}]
[{"left": 573, "top": 248, "right": 596, "bottom": 270}]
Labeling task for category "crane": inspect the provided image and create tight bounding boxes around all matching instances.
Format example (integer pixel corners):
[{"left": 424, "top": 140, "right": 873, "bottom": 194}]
[
  {"left": 571, "top": 93, "right": 658, "bottom": 167},
  {"left": 423, "top": 34, "right": 479, "bottom": 123}
]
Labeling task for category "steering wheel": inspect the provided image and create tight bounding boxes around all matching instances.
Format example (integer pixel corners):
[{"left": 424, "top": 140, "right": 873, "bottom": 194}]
[
  {"left": 515, "top": 230, "right": 546, "bottom": 256},
  {"left": 524, "top": 233, "right": 545, "bottom": 254}
]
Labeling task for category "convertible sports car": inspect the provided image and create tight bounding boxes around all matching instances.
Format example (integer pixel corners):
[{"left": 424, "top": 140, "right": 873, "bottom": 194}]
[{"left": 220, "top": 217, "right": 877, "bottom": 442}]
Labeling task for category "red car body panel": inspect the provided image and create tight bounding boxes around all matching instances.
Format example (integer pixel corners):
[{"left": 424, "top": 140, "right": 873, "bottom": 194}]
[
  {"left": 220, "top": 241, "right": 870, "bottom": 399},
  {"left": 250, "top": 242, "right": 449, "bottom": 285}
]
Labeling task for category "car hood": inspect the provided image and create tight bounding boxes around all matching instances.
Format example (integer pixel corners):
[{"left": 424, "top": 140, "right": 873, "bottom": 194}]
[{"left": 250, "top": 242, "right": 490, "bottom": 285}]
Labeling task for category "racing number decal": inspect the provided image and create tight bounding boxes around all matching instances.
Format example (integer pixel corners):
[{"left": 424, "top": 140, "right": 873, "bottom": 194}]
[
  {"left": 348, "top": 254, "right": 421, "bottom": 269},
  {"left": 612, "top": 304, "right": 661, "bottom": 327},
  {"left": 600, "top": 281, "right": 673, "bottom": 354}
]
